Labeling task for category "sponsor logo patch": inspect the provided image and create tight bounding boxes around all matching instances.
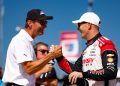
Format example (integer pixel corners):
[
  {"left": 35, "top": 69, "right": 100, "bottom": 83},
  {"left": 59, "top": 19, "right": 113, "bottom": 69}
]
[
  {"left": 107, "top": 57, "right": 113, "bottom": 63},
  {"left": 107, "top": 54, "right": 114, "bottom": 63}
]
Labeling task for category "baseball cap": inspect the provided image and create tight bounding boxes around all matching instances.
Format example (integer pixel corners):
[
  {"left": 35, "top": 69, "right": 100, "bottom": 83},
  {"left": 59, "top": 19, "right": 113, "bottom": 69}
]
[
  {"left": 72, "top": 12, "right": 100, "bottom": 27},
  {"left": 26, "top": 9, "right": 53, "bottom": 22}
]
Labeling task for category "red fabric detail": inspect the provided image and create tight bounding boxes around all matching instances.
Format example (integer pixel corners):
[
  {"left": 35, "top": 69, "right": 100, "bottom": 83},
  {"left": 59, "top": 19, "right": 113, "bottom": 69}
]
[
  {"left": 101, "top": 41, "right": 117, "bottom": 55},
  {"left": 98, "top": 36, "right": 117, "bottom": 55},
  {"left": 58, "top": 58, "right": 72, "bottom": 73}
]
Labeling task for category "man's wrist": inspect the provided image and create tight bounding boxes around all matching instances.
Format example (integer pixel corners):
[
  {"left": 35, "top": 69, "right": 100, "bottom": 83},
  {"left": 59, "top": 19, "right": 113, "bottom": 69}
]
[
  {"left": 56, "top": 56, "right": 64, "bottom": 62},
  {"left": 82, "top": 71, "right": 88, "bottom": 78}
]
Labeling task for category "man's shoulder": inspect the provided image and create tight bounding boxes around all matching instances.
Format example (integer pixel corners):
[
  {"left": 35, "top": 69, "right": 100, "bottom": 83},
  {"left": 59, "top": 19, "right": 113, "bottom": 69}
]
[
  {"left": 98, "top": 36, "right": 117, "bottom": 53},
  {"left": 12, "top": 31, "right": 27, "bottom": 42},
  {"left": 10, "top": 33, "right": 28, "bottom": 47},
  {"left": 98, "top": 36, "right": 114, "bottom": 46}
]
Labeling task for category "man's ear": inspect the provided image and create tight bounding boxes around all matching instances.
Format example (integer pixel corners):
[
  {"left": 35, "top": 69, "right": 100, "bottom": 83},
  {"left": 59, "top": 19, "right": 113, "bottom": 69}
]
[{"left": 27, "top": 20, "right": 33, "bottom": 28}]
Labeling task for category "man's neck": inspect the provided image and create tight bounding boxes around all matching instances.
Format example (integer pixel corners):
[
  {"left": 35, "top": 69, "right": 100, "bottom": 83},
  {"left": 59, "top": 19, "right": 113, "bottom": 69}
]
[{"left": 25, "top": 28, "right": 35, "bottom": 39}]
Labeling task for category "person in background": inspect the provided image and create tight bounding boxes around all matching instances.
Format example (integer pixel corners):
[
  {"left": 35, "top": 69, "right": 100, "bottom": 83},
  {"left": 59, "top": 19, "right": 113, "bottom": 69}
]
[
  {"left": 54, "top": 12, "right": 118, "bottom": 86},
  {"left": 0, "top": 67, "right": 3, "bottom": 80},
  {"left": 2, "top": 9, "right": 62, "bottom": 86},
  {"left": 34, "top": 42, "right": 58, "bottom": 86},
  {"left": 0, "top": 67, "right": 4, "bottom": 86}
]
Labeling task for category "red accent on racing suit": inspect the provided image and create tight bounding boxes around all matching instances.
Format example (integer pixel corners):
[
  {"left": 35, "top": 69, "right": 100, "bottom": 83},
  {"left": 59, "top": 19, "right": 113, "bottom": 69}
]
[{"left": 57, "top": 33, "right": 118, "bottom": 86}]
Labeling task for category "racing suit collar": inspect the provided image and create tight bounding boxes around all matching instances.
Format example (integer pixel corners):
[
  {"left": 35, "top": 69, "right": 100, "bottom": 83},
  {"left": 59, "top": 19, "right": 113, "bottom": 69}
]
[{"left": 86, "top": 32, "right": 102, "bottom": 46}]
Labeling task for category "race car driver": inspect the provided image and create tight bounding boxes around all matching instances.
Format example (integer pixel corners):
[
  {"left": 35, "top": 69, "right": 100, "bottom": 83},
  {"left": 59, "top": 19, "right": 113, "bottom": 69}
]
[{"left": 56, "top": 12, "right": 118, "bottom": 86}]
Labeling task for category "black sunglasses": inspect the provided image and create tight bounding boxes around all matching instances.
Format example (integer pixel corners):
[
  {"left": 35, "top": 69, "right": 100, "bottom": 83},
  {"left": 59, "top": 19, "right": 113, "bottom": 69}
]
[
  {"left": 37, "top": 49, "right": 49, "bottom": 54},
  {"left": 78, "top": 22, "right": 87, "bottom": 27},
  {"left": 38, "top": 21, "right": 48, "bottom": 26},
  {"left": 77, "top": 22, "right": 88, "bottom": 30}
]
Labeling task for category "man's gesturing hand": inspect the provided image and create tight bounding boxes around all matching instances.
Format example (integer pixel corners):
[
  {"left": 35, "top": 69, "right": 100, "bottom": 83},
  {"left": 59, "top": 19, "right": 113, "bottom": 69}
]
[
  {"left": 69, "top": 71, "right": 83, "bottom": 84},
  {"left": 49, "top": 45, "right": 62, "bottom": 59}
]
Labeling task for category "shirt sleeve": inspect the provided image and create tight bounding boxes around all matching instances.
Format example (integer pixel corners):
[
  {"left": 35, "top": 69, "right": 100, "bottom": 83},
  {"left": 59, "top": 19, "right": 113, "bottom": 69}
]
[
  {"left": 56, "top": 56, "right": 73, "bottom": 73},
  {"left": 14, "top": 39, "right": 34, "bottom": 63},
  {"left": 56, "top": 55, "right": 83, "bottom": 73}
]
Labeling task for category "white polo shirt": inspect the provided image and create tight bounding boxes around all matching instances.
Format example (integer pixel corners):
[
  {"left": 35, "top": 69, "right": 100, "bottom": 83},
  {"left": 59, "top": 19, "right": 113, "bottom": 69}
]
[{"left": 2, "top": 29, "right": 36, "bottom": 86}]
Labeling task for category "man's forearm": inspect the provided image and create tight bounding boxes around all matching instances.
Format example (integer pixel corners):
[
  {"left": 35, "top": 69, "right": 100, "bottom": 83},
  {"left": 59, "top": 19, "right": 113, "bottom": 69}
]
[
  {"left": 23, "top": 53, "right": 56, "bottom": 75},
  {"left": 83, "top": 68, "right": 117, "bottom": 81}
]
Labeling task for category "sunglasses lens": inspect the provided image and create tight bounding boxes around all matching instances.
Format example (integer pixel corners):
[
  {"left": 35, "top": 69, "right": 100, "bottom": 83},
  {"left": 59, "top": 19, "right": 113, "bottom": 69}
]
[
  {"left": 40, "top": 21, "right": 47, "bottom": 26},
  {"left": 37, "top": 50, "right": 49, "bottom": 54},
  {"left": 78, "top": 23, "right": 80, "bottom": 27}
]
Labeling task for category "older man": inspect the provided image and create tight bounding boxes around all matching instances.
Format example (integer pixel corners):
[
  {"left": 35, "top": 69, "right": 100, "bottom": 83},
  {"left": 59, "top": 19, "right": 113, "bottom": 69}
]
[{"left": 2, "top": 9, "right": 62, "bottom": 86}]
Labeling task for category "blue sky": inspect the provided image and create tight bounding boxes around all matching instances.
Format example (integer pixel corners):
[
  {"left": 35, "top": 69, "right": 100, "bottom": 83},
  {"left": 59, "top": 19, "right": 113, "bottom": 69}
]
[{"left": 1, "top": 0, "right": 120, "bottom": 76}]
